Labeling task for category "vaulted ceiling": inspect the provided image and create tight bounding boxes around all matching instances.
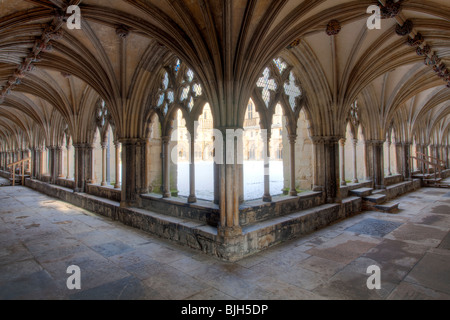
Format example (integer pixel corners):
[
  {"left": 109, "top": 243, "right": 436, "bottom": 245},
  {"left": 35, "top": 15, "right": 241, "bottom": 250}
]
[{"left": 0, "top": 0, "right": 449, "bottom": 150}]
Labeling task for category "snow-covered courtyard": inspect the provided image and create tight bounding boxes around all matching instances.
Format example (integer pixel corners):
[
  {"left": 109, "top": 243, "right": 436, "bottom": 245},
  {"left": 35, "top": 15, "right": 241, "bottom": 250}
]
[{"left": 177, "top": 161, "right": 285, "bottom": 201}]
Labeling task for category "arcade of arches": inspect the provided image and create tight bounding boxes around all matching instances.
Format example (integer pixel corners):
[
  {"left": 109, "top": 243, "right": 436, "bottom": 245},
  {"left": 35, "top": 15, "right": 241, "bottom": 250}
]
[{"left": 1, "top": 0, "right": 450, "bottom": 261}]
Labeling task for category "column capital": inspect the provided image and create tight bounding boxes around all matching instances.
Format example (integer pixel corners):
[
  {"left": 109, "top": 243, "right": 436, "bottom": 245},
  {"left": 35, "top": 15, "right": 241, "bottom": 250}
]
[
  {"left": 118, "top": 138, "right": 146, "bottom": 146},
  {"left": 339, "top": 138, "right": 346, "bottom": 147},
  {"left": 288, "top": 134, "right": 297, "bottom": 144},
  {"left": 161, "top": 136, "right": 171, "bottom": 144},
  {"left": 311, "top": 136, "right": 341, "bottom": 145}
]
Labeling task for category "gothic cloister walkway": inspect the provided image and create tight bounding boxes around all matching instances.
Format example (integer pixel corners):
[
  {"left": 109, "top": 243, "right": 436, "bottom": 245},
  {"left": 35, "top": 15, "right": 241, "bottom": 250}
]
[{"left": 1, "top": 182, "right": 449, "bottom": 300}]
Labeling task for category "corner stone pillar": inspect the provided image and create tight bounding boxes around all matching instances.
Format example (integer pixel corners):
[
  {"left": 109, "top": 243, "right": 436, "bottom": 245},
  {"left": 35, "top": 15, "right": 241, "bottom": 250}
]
[
  {"left": 30, "top": 148, "right": 37, "bottom": 179},
  {"left": 402, "top": 143, "right": 412, "bottom": 180},
  {"left": 161, "top": 136, "right": 172, "bottom": 199},
  {"left": 73, "top": 144, "right": 93, "bottom": 193},
  {"left": 372, "top": 140, "right": 385, "bottom": 189},
  {"left": 217, "top": 128, "right": 242, "bottom": 238},
  {"left": 47, "top": 146, "right": 62, "bottom": 184},
  {"left": 395, "top": 143, "right": 403, "bottom": 175},
  {"left": 312, "top": 136, "right": 341, "bottom": 203},
  {"left": 120, "top": 138, "right": 145, "bottom": 208},
  {"left": 339, "top": 139, "right": 346, "bottom": 186}
]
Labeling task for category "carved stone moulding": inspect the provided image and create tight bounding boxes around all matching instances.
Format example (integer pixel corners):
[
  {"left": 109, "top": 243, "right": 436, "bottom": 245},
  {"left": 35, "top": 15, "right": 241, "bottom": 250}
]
[
  {"left": 116, "top": 25, "right": 130, "bottom": 39},
  {"left": 416, "top": 45, "right": 431, "bottom": 56},
  {"left": 287, "top": 38, "right": 301, "bottom": 50},
  {"left": 381, "top": 0, "right": 402, "bottom": 19},
  {"left": 395, "top": 19, "right": 413, "bottom": 36},
  {"left": 424, "top": 54, "right": 441, "bottom": 67},
  {"left": 407, "top": 33, "right": 424, "bottom": 47},
  {"left": 326, "top": 20, "right": 341, "bottom": 36}
]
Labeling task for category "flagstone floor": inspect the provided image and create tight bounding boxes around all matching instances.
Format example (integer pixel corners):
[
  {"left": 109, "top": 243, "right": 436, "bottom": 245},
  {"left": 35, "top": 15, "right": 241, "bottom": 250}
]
[{"left": 1, "top": 180, "right": 449, "bottom": 300}]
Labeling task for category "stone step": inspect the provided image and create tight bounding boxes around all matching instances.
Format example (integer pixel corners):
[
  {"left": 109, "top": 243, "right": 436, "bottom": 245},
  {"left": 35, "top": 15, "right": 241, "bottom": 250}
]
[
  {"left": 349, "top": 188, "right": 373, "bottom": 197},
  {"left": 424, "top": 178, "right": 443, "bottom": 183},
  {"left": 363, "top": 194, "right": 387, "bottom": 204},
  {"left": 374, "top": 202, "right": 400, "bottom": 214}
]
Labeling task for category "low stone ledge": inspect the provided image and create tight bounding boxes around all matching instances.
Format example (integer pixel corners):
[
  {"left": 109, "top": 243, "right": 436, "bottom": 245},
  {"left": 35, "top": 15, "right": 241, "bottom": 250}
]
[
  {"left": 239, "top": 191, "right": 324, "bottom": 226},
  {"left": 384, "top": 174, "right": 404, "bottom": 187},
  {"left": 140, "top": 194, "right": 220, "bottom": 227},
  {"left": 86, "top": 184, "right": 121, "bottom": 202}
]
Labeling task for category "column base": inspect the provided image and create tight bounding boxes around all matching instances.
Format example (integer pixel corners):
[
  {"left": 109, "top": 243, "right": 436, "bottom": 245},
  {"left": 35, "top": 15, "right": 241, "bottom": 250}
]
[
  {"left": 312, "top": 185, "right": 323, "bottom": 192},
  {"left": 341, "top": 181, "right": 347, "bottom": 186},
  {"left": 375, "top": 185, "right": 386, "bottom": 190},
  {"left": 188, "top": 195, "right": 197, "bottom": 204},
  {"left": 163, "top": 192, "right": 171, "bottom": 199},
  {"left": 218, "top": 226, "right": 242, "bottom": 238},
  {"left": 263, "top": 195, "right": 272, "bottom": 203},
  {"left": 352, "top": 179, "right": 359, "bottom": 184},
  {"left": 101, "top": 182, "right": 108, "bottom": 187},
  {"left": 289, "top": 190, "right": 298, "bottom": 197},
  {"left": 114, "top": 184, "right": 121, "bottom": 189}
]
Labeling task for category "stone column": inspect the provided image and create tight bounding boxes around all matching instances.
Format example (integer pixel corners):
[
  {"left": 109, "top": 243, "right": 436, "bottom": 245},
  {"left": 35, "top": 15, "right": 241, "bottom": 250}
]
[
  {"left": 372, "top": 141, "right": 385, "bottom": 189},
  {"left": 414, "top": 144, "right": 421, "bottom": 173},
  {"left": 47, "top": 146, "right": 57, "bottom": 184},
  {"left": 395, "top": 143, "right": 403, "bottom": 175},
  {"left": 66, "top": 144, "right": 71, "bottom": 179},
  {"left": 30, "top": 148, "right": 37, "bottom": 179},
  {"left": 57, "top": 146, "right": 63, "bottom": 179},
  {"left": 114, "top": 141, "right": 121, "bottom": 189},
  {"left": 446, "top": 146, "right": 450, "bottom": 169},
  {"left": 387, "top": 140, "right": 392, "bottom": 176},
  {"left": 263, "top": 131, "right": 272, "bottom": 202},
  {"left": 120, "top": 138, "right": 145, "bottom": 207},
  {"left": 365, "top": 141, "right": 374, "bottom": 182},
  {"left": 339, "top": 139, "right": 346, "bottom": 186},
  {"left": 162, "top": 136, "right": 171, "bottom": 198},
  {"left": 402, "top": 143, "right": 412, "bottom": 180},
  {"left": 218, "top": 128, "right": 242, "bottom": 238},
  {"left": 311, "top": 137, "right": 324, "bottom": 192},
  {"left": 188, "top": 127, "right": 197, "bottom": 203},
  {"left": 38, "top": 148, "right": 44, "bottom": 180},
  {"left": 324, "top": 137, "right": 341, "bottom": 203},
  {"left": 288, "top": 135, "right": 298, "bottom": 196},
  {"left": 101, "top": 141, "right": 108, "bottom": 186},
  {"left": 73, "top": 144, "right": 93, "bottom": 193}
]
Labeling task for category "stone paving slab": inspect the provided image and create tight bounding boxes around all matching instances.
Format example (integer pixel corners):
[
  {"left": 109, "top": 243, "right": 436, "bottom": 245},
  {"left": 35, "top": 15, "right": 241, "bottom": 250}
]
[{"left": 1, "top": 185, "right": 450, "bottom": 300}]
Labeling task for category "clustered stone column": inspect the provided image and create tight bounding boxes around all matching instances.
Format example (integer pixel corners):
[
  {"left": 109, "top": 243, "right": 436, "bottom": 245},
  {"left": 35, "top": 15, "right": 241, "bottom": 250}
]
[
  {"left": 161, "top": 136, "right": 171, "bottom": 199},
  {"left": 262, "top": 130, "right": 272, "bottom": 203},
  {"left": 311, "top": 136, "right": 341, "bottom": 203},
  {"left": 386, "top": 139, "right": 392, "bottom": 176},
  {"left": 339, "top": 139, "right": 346, "bottom": 186},
  {"left": 372, "top": 141, "right": 385, "bottom": 189},
  {"left": 395, "top": 142, "right": 403, "bottom": 176},
  {"left": 101, "top": 141, "right": 108, "bottom": 187},
  {"left": 288, "top": 135, "right": 298, "bottom": 196},
  {"left": 120, "top": 138, "right": 146, "bottom": 208},
  {"left": 188, "top": 126, "right": 197, "bottom": 204},
  {"left": 446, "top": 146, "right": 450, "bottom": 169},
  {"left": 402, "top": 143, "right": 412, "bottom": 180},
  {"left": 114, "top": 141, "right": 121, "bottom": 189},
  {"left": 217, "top": 128, "right": 242, "bottom": 238},
  {"left": 352, "top": 139, "right": 359, "bottom": 183},
  {"left": 73, "top": 144, "right": 93, "bottom": 193},
  {"left": 66, "top": 144, "right": 71, "bottom": 179},
  {"left": 47, "top": 146, "right": 63, "bottom": 184}
]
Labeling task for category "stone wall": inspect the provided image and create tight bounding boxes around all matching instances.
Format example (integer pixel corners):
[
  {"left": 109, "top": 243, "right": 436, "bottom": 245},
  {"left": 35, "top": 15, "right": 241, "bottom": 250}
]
[
  {"left": 86, "top": 184, "right": 122, "bottom": 202},
  {"left": 384, "top": 174, "right": 404, "bottom": 187},
  {"left": 239, "top": 191, "right": 323, "bottom": 226}
]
